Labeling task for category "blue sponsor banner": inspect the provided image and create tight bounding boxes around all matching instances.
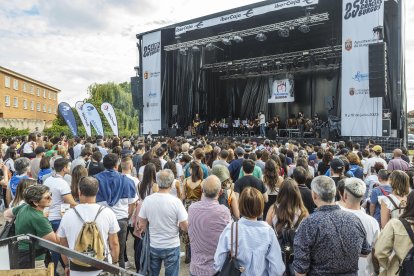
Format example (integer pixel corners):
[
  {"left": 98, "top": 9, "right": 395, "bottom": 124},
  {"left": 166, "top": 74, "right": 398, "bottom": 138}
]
[{"left": 58, "top": 102, "right": 78, "bottom": 137}]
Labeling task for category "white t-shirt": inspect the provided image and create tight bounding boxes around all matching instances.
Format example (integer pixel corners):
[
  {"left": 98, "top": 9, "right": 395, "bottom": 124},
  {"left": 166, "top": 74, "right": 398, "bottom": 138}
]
[
  {"left": 23, "top": 141, "right": 35, "bottom": 154},
  {"left": 259, "top": 114, "right": 265, "bottom": 124},
  {"left": 364, "top": 156, "right": 387, "bottom": 175},
  {"left": 57, "top": 204, "right": 120, "bottom": 276},
  {"left": 139, "top": 193, "right": 188, "bottom": 248},
  {"left": 138, "top": 165, "right": 146, "bottom": 181},
  {"left": 342, "top": 208, "right": 380, "bottom": 276},
  {"left": 98, "top": 193, "right": 138, "bottom": 221},
  {"left": 44, "top": 174, "right": 72, "bottom": 221},
  {"left": 175, "top": 162, "right": 184, "bottom": 178},
  {"left": 73, "top": 144, "right": 84, "bottom": 160}
]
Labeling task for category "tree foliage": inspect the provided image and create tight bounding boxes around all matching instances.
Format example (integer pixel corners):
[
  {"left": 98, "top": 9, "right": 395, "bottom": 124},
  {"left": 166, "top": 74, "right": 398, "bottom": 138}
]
[{"left": 45, "top": 82, "right": 138, "bottom": 137}]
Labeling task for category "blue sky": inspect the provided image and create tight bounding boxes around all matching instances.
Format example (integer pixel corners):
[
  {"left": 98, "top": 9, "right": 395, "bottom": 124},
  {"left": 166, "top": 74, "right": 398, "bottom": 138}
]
[{"left": 1, "top": 0, "right": 413, "bottom": 110}]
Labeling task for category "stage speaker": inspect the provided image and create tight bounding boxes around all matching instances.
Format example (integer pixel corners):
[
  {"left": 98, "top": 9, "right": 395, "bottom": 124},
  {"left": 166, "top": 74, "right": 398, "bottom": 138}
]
[
  {"left": 321, "top": 127, "right": 329, "bottom": 139},
  {"left": 324, "top": 96, "right": 334, "bottom": 110},
  {"left": 267, "top": 129, "right": 277, "bottom": 140},
  {"left": 382, "top": 119, "right": 391, "bottom": 137},
  {"left": 168, "top": 128, "right": 177, "bottom": 137},
  {"left": 131, "top": 76, "right": 143, "bottom": 109},
  {"left": 184, "top": 131, "right": 191, "bottom": 137},
  {"left": 369, "top": 42, "right": 387, "bottom": 98},
  {"left": 158, "top": 129, "right": 167, "bottom": 136},
  {"left": 172, "top": 105, "right": 178, "bottom": 117}
]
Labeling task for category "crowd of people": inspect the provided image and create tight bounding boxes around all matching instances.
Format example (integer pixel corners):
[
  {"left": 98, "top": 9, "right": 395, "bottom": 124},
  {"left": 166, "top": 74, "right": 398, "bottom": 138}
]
[{"left": 1, "top": 133, "right": 414, "bottom": 276}]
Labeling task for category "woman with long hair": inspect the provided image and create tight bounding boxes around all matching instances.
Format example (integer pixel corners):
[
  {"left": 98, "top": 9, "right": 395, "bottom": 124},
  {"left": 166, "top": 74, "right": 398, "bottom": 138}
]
[
  {"left": 137, "top": 151, "right": 153, "bottom": 181},
  {"left": 163, "top": 161, "right": 181, "bottom": 198},
  {"left": 318, "top": 152, "right": 333, "bottom": 176},
  {"left": 263, "top": 159, "right": 284, "bottom": 219},
  {"left": 37, "top": 156, "right": 52, "bottom": 184},
  {"left": 71, "top": 165, "right": 88, "bottom": 202},
  {"left": 10, "top": 178, "right": 37, "bottom": 207},
  {"left": 375, "top": 191, "right": 414, "bottom": 275},
  {"left": 379, "top": 170, "right": 410, "bottom": 228},
  {"left": 138, "top": 163, "right": 157, "bottom": 200},
  {"left": 182, "top": 161, "right": 204, "bottom": 263}
]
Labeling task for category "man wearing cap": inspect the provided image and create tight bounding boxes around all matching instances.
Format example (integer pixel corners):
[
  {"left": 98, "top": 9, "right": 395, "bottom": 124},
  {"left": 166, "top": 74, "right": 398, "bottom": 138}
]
[
  {"left": 188, "top": 175, "right": 231, "bottom": 276},
  {"left": 342, "top": 178, "right": 380, "bottom": 276},
  {"left": 328, "top": 158, "right": 345, "bottom": 183},
  {"left": 30, "top": 146, "right": 46, "bottom": 180},
  {"left": 387, "top": 148, "right": 410, "bottom": 172},
  {"left": 364, "top": 145, "right": 387, "bottom": 177},
  {"left": 228, "top": 147, "right": 245, "bottom": 182}
]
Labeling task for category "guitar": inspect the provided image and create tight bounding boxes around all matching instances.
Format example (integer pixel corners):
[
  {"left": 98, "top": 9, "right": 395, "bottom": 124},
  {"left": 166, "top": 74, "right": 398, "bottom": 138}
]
[{"left": 193, "top": 120, "right": 205, "bottom": 128}]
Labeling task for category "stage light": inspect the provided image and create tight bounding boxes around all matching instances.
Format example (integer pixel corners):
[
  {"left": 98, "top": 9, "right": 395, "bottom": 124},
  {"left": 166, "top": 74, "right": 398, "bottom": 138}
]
[
  {"left": 278, "top": 28, "right": 289, "bottom": 38},
  {"left": 179, "top": 47, "right": 188, "bottom": 55},
  {"left": 299, "top": 24, "right": 310, "bottom": 33},
  {"left": 222, "top": 38, "right": 232, "bottom": 45},
  {"left": 255, "top": 33, "right": 267, "bottom": 42},
  {"left": 233, "top": 35, "right": 243, "bottom": 43},
  {"left": 191, "top": 45, "right": 200, "bottom": 52}
]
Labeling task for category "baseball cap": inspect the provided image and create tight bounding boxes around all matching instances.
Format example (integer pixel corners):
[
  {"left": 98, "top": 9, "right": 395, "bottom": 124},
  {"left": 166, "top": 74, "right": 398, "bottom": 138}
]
[
  {"left": 372, "top": 145, "right": 382, "bottom": 153},
  {"left": 34, "top": 147, "right": 46, "bottom": 154},
  {"left": 345, "top": 178, "right": 366, "bottom": 198},
  {"left": 211, "top": 165, "right": 230, "bottom": 183},
  {"left": 235, "top": 147, "right": 245, "bottom": 156},
  {"left": 330, "top": 158, "right": 344, "bottom": 171}
]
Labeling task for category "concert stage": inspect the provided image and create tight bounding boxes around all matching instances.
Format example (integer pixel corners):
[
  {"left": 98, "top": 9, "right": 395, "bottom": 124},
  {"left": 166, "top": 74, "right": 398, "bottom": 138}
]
[{"left": 134, "top": 0, "right": 405, "bottom": 141}]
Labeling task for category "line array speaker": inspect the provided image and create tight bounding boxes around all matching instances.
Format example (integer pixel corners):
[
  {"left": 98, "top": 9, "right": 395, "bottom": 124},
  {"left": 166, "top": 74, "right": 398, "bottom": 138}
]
[
  {"left": 131, "top": 76, "right": 143, "bottom": 109},
  {"left": 368, "top": 42, "right": 387, "bottom": 98}
]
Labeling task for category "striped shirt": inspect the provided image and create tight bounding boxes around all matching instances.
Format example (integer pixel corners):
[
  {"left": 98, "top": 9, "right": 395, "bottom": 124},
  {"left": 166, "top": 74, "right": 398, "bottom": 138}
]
[
  {"left": 214, "top": 217, "right": 285, "bottom": 276},
  {"left": 188, "top": 197, "right": 231, "bottom": 276}
]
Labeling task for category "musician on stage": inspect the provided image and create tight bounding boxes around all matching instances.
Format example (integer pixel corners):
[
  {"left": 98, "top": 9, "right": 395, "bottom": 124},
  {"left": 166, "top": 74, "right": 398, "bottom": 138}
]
[
  {"left": 297, "top": 111, "right": 304, "bottom": 137},
  {"left": 192, "top": 113, "right": 201, "bottom": 135},
  {"left": 210, "top": 119, "right": 219, "bottom": 136},
  {"left": 258, "top": 111, "right": 266, "bottom": 137},
  {"left": 234, "top": 117, "right": 241, "bottom": 136}
]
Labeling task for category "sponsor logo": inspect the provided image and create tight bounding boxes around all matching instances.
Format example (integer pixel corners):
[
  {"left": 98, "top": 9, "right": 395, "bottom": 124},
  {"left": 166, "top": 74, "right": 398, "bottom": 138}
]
[
  {"left": 244, "top": 9, "right": 253, "bottom": 18},
  {"left": 143, "top": 42, "right": 160, "bottom": 58},
  {"left": 103, "top": 104, "right": 109, "bottom": 111},
  {"left": 349, "top": 87, "right": 355, "bottom": 96},
  {"left": 352, "top": 71, "right": 369, "bottom": 82},
  {"left": 345, "top": 39, "right": 353, "bottom": 51},
  {"left": 86, "top": 106, "right": 94, "bottom": 111},
  {"left": 62, "top": 106, "right": 70, "bottom": 112},
  {"left": 196, "top": 22, "right": 204, "bottom": 29},
  {"left": 349, "top": 87, "right": 369, "bottom": 96},
  {"left": 344, "top": 0, "right": 383, "bottom": 20},
  {"left": 107, "top": 112, "right": 116, "bottom": 126},
  {"left": 148, "top": 91, "right": 157, "bottom": 98},
  {"left": 143, "top": 71, "right": 160, "bottom": 79}
]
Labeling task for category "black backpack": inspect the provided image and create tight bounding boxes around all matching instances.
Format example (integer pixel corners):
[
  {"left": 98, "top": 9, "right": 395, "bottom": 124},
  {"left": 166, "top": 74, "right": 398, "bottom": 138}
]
[
  {"left": 277, "top": 221, "right": 300, "bottom": 276},
  {"left": 398, "top": 218, "right": 414, "bottom": 276}
]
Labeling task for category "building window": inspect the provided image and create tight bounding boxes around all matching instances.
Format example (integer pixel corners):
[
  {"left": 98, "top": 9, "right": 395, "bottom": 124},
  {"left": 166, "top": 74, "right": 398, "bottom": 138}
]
[
  {"left": 23, "top": 99, "right": 27, "bottom": 109},
  {"left": 13, "top": 97, "right": 18, "bottom": 108},
  {"left": 5, "top": 96, "right": 10, "bottom": 106},
  {"left": 23, "top": 83, "right": 27, "bottom": 92},
  {"left": 43, "top": 104, "right": 46, "bottom": 112},
  {"left": 48, "top": 91, "right": 51, "bottom": 99},
  {"left": 48, "top": 105, "right": 51, "bottom": 113},
  {"left": 30, "top": 85, "right": 34, "bottom": 94},
  {"left": 53, "top": 93, "right": 56, "bottom": 100},
  {"left": 30, "top": 101, "right": 34, "bottom": 110},
  {"left": 37, "top": 88, "right": 40, "bottom": 96},
  {"left": 5, "top": 76, "right": 10, "bottom": 88},
  {"left": 37, "top": 103, "right": 40, "bottom": 111},
  {"left": 13, "top": 79, "right": 18, "bottom": 90},
  {"left": 43, "top": 89, "right": 46, "bottom": 98}
]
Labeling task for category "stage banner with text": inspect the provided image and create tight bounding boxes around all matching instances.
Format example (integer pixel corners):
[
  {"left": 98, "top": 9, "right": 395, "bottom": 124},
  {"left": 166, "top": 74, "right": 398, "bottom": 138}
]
[
  {"left": 268, "top": 79, "right": 295, "bottom": 103},
  {"left": 142, "top": 31, "right": 162, "bottom": 134},
  {"left": 341, "top": 0, "right": 383, "bottom": 136},
  {"left": 75, "top": 101, "right": 92, "bottom": 137},
  {"left": 58, "top": 102, "right": 78, "bottom": 137},
  {"left": 81, "top": 103, "right": 104, "bottom": 137},
  {"left": 101, "top": 102, "right": 119, "bottom": 136}
]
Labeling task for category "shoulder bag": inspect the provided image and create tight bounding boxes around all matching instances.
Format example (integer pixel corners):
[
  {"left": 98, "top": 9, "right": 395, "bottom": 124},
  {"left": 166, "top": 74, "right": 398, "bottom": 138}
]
[{"left": 218, "top": 222, "right": 243, "bottom": 276}]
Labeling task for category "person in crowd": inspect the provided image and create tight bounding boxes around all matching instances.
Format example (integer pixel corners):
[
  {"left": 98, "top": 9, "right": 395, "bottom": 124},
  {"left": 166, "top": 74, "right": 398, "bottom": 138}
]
[
  {"left": 96, "top": 139, "right": 108, "bottom": 159},
  {"left": 9, "top": 178, "right": 37, "bottom": 207},
  {"left": 70, "top": 148, "right": 92, "bottom": 174},
  {"left": 238, "top": 153, "right": 263, "bottom": 180},
  {"left": 212, "top": 149, "right": 230, "bottom": 168},
  {"left": 364, "top": 162, "right": 385, "bottom": 199},
  {"left": 95, "top": 153, "right": 138, "bottom": 268},
  {"left": 30, "top": 146, "right": 46, "bottom": 180},
  {"left": 375, "top": 191, "right": 414, "bottom": 275},
  {"left": 188, "top": 175, "right": 231, "bottom": 276},
  {"left": 6, "top": 157, "right": 31, "bottom": 206},
  {"left": 293, "top": 166, "right": 316, "bottom": 214},
  {"left": 121, "top": 140, "right": 133, "bottom": 157},
  {"left": 132, "top": 143, "right": 145, "bottom": 174},
  {"left": 378, "top": 170, "right": 410, "bottom": 228},
  {"left": 164, "top": 161, "right": 181, "bottom": 198},
  {"left": 138, "top": 151, "right": 153, "bottom": 181},
  {"left": 293, "top": 176, "right": 371, "bottom": 275},
  {"left": 73, "top": 138, "right": 84, "bottom": 160},
  {"left": 58, "top": 176, "right": 120, "bottom": 275},
  {"left": 214, "top": 187, "right": 285, "bottom": 275},
  {"left": 88, "top": 150, "right": 105, "bottom": 176},
  {"left": 369, "top": 169, "right": 392, "bottom": 225},
  {"left": 387, "top": 148, "right": 410, "bottom": 172},
  {"left": 138, "top": 169, "right": 189, "bottom": 276},
  {"left": 71, "top": 165, "right": 88, "bottom": 202},
  {"left": 228, "top": 147, "right": 245, "bottom": 182},
  {"left": 184, "top": 148, "right": 208, "bottom": 179},
  {"left": 37, "top": 156, "right": 52, "bottom": 184},
  {"left": 234, "top": 159, "right": 268, "bottom": 203},
  {"left": 3, "top": 148, "right": 17, "bottom": 175},
  {"left": 67, "top": 138, "right": 75, "bottom": 160},
  {"left": 22, "top": 132, "right": 37, "bottom": 159},
  {"left": 4, "top": 185, "right": 58, "bottom": 269},
  {"left": 342, "top": 178, "right": 380, "bottom": 275},
  {"left": 175, "top": 142, "right": 192, "bottom": 163},
  {"left": 211, "top": 164, "right": 240, "bottom": 219},
  {"left": 364, "top": 145, "right": 387, "bottom": 176},
  {"left": 328, "top": 158, "right": 345, "bottom": 186},
  {"left": 263, "top": 159, "right": 283, "bottom": 218},
  {"left": 346, "top": 152, "right": 364, "bottom": 179}
]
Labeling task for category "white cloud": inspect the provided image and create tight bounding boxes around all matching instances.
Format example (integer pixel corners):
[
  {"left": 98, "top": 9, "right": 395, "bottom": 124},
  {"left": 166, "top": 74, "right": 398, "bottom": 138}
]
[{"left": 1, "top": 0, "right": 413, "bottom": 112}]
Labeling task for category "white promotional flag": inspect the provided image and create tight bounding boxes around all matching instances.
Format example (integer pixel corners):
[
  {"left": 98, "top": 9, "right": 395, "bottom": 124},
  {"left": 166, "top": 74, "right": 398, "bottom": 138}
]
[
  {"left": 81, "top": 103, "right": 104, "bottom": 136},
  {"left": 341, "top": 0, "right": 383, "bottom": 136},
  {"left": 101, "top": 102, "right": 119, "bottom": 136},
  {"left": 268, "top": 79, "right": 295, "bottom": 103},
  {"left": 75, "top": 101, "right": 92, "bottom": 137},
  {"left": 142, "top": 31, "right": 162, "bottom": 134}
]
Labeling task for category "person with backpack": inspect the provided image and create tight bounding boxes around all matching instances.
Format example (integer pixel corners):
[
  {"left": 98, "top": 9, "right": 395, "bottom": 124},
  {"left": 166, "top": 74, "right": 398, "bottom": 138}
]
[
  {"left": 57, "top": 176, "right": 120, "bottom": 275},
  {"left": 6, "top": 157, "right": 30, "bottom": 206},
  {"left": 375, "top": 191, "right": 414, "bottom": 276},
  {"left": 378, "top": 170, "right": 410, "bottom": 228},
  {"left": 370, "top": 169, "right": 392, "bottom": 226}
]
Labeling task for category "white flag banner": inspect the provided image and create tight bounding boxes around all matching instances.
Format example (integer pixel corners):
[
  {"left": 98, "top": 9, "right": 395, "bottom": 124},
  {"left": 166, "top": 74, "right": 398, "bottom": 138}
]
[
  {"left": 142, "top": 31, "right": 162, "bottom": 134},
  {"left": 81, "top": 103, "right": 104, "bottom": 137},
  {"left": 268, "top": 79, "right": 295, "bottom": 103},
  {"left": 75, "top": 101, "right": 92, "bottom": 137},
  {"left": 175, "top": 0, "right": 319, "bottom": 35},
  {"left": 341, "top": 0, "right": 383, "bottom": 136},
  {"left": 101, "top": 102, "right": 119, "bottom": 136}
]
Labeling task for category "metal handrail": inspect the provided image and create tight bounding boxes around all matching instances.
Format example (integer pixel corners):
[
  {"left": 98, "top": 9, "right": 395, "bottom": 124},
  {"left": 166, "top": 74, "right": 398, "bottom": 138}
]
[{"left": 0, "top": 234, "right": 138, "bottom": 276}]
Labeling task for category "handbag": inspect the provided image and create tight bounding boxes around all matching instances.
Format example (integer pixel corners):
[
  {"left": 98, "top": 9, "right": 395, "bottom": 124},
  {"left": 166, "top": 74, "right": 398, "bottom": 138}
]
[{"left": 218, "top": 222, "right": 244, "bottom": 276}]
